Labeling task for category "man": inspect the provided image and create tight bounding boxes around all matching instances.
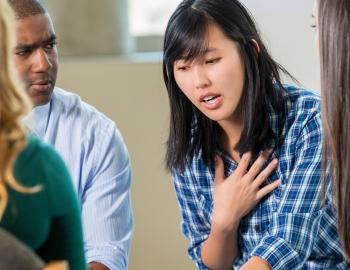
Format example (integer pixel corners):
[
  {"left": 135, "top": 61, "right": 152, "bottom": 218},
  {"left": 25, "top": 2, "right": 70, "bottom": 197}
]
[{"left": 8, "top": 1, "right": 133, "bottom": 270}]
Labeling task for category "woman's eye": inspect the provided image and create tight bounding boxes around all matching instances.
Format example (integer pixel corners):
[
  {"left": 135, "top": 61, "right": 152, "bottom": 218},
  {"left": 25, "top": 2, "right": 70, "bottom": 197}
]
[
  {"left": 206, "top": 58, "right": 221, "bottom": 64},
  {"left": 177, "top": 66, "right": 189, "bottom": 71},
  {"left": 310, "top": 23, "right": 317, "bottom": 31}
]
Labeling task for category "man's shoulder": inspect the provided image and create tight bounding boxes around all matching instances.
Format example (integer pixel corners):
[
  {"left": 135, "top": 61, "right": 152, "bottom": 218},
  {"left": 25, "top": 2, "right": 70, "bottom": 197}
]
[{"left": 52, "top": 87, "right": 115, "bottom": 131}]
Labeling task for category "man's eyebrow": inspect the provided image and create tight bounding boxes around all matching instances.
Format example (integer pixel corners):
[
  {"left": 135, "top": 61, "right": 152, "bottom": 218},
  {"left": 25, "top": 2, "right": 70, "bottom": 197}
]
[
  {"left": 15, "top": 34, "right": 57, "bottom": 50},
  {"left": 14, "top": 43, "right": 32, "bottom": 51},
  {"left": 45, "top": 34, "right": 57, "bottom": 43}
]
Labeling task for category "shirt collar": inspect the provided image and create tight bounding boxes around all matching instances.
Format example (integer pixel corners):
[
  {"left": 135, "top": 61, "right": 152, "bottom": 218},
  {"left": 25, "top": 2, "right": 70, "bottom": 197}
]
[
  {"left": 269, "top": 89, "right": 291, "bottom": 150},
  {"left": 23, "top": 98, "right": 52, "bottom": 138}
]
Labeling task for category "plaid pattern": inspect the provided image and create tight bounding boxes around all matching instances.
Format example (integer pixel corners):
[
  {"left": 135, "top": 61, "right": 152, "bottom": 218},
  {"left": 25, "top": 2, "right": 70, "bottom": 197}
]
[{"left": 173, "top": 85, "right": 349, "bottom": 269}]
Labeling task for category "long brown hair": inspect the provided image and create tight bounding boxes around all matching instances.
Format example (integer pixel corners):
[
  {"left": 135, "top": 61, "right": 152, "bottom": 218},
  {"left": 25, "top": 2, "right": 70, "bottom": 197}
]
[
  {"left": 318, "top": 0, "right": 350, "bottom": 258},
  {"left": 0, "top": 0, "right": 40, "bottom": 219}
]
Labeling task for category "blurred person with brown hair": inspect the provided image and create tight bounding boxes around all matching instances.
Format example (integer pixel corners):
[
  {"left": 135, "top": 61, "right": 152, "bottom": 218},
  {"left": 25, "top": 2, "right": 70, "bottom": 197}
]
[
  {"left": 313, "top": 0, "right": 350, "bottom": 260},
  {"left": 0, "top": 0, "right": 87, "bottom": 269}
]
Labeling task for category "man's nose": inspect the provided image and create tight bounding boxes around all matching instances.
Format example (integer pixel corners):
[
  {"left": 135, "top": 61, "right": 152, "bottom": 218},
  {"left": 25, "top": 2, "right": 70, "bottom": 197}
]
[{"left": 32, "top": 49, "right": 52, "bottom": 72}]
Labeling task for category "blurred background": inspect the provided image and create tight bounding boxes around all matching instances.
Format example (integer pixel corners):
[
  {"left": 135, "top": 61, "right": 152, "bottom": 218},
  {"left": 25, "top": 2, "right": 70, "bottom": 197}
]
[{"left": 43, "top": 0, "right": 318, "bottom": 269}]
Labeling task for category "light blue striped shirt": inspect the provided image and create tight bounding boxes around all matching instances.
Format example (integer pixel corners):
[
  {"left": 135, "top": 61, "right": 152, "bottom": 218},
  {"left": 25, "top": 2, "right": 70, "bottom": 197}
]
[{"left": 23, "top": 87, "right": 133, "bottom": 270}]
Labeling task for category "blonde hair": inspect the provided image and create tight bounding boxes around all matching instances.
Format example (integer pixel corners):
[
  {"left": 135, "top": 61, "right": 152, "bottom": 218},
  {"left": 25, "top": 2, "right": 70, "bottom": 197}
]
[{"left": 0, "top": 0, "right": 40, "bottom": 219}]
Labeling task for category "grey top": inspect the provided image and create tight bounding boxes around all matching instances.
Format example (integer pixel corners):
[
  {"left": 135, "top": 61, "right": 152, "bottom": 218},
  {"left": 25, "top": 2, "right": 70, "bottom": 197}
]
[{"left": 0, "top": 228, "right": 44, "bottom": 270}]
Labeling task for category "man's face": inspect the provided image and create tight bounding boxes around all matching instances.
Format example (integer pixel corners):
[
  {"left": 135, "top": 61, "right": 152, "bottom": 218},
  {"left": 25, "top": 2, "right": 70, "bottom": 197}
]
[{"left": 13, "top": 13, "right": 58, "bottom": 106}]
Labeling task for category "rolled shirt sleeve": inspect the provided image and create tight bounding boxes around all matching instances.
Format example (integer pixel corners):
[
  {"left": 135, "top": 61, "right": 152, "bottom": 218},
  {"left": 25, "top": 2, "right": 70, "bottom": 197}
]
[
  {"left": 173, "top": 167, "right": 212, "bottom": 270},
  {"left": 81, "top": 123, "right": 133, "bottom": 270}
]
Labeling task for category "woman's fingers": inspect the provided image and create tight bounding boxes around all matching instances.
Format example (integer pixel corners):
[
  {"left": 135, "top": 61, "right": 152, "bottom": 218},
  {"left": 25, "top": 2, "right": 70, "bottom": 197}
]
[
  {"left": 253, "top": 158, "right": 278, "bottom": 188},
  {"left": 256, "top": 179, "right": 280, "bottom": 199},
  {"left": 235, "top": 152, "right": 252, "bottom": 176},
  {"left": 245, "top": 148, "right": 274, "bottom": 180},
  {"left": 214, "top": 155, "right": 225, "bottom": 186}
]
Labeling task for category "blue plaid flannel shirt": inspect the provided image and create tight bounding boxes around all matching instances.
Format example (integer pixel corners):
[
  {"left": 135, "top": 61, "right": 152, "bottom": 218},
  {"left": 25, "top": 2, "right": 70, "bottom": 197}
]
[{"left": 173, "top": 85, "right": 350, "bottom": 269}]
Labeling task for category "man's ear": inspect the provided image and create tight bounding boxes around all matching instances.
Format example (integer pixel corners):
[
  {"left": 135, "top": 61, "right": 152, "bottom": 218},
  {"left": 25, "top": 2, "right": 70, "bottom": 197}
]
[{"left": 250, "top": 38, "right": 261, "bottom": 54}]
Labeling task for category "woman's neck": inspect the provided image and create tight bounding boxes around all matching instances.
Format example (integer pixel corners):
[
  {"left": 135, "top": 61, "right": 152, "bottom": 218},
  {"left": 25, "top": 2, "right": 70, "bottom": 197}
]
[{"left": 218, "top": 118, "right": 243, "bottom": 163}]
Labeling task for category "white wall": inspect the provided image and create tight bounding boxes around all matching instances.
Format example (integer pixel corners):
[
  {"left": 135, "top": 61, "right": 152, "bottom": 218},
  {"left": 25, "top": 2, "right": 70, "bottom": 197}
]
[
  {"left": 242, "top": 0, "right": 319, "bottom": 91},
  {"left": 57, "top": 59, "right": 196, "bottom": 270}
]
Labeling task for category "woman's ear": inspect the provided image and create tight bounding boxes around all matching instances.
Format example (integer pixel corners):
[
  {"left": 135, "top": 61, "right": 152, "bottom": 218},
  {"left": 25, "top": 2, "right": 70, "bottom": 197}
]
[{"left": 250, "top": 39, "right": 261, "bottom": 54}]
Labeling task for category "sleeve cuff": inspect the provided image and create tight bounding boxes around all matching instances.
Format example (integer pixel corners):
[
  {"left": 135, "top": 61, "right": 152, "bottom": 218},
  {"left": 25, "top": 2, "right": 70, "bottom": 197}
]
[
  {"left": 251, "top": 235, "right": 302, "bottom": 269},
  {"left": 85, "top": 245, "right": 128, "bottom": 270}
]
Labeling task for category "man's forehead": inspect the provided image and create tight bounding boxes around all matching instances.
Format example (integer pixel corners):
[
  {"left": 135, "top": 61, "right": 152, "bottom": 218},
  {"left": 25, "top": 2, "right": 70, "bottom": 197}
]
[{"left": 15, "top": 13, "right": 55, "bottom": 44}]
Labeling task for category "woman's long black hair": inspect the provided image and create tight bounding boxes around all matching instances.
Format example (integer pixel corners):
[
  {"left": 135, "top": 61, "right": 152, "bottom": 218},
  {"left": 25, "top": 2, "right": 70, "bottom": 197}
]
[{"left": 163, "top": 0, "right": 291, "bottom": 171}]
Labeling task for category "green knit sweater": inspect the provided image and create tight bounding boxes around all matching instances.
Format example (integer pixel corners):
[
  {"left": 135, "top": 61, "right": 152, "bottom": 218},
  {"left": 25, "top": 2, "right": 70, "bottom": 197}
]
[{"left": 0, "top": 136, "right": 87, "bottom": 270}]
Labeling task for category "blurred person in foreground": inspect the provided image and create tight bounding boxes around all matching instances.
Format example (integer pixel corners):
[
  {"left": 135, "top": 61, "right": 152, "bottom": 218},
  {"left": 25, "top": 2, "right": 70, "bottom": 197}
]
[{"left": 313, "top": 0, "right": 350, "bottom": 260}]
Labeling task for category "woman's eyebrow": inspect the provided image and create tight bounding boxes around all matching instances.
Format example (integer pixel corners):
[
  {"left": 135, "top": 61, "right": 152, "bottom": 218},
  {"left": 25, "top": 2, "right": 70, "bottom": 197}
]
[{"left": 206, "top": 47, "right": 218, "bottom": 52}]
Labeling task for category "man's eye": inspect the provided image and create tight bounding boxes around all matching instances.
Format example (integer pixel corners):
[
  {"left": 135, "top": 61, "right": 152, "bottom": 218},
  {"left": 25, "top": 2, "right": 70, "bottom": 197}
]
[
  {"left": 14, "top": 50, "right": 29, "bottom": 56},
  {"left": 44, "top": 42, "right": 57, "bottom": 50}
]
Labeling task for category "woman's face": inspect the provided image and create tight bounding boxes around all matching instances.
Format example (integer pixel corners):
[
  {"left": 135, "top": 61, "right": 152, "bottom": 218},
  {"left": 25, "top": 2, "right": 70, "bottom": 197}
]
[
  {"left": 173, "top": 23, "right": 245, "bottom": 124},
  {"left": 313, "top": 0, "right": 320, "bottom": 52}
]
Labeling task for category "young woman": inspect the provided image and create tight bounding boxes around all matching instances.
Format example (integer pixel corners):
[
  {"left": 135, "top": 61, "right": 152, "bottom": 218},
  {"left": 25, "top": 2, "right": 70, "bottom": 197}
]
[
  {"left": 163, "top": 0, "right": 349, "bottom": 269},
  {"left": 0, "top": 1, "right": 87, "bottom": 269},
  {"left": 315, "top": 0, "right": 350, "bottom": 259}
]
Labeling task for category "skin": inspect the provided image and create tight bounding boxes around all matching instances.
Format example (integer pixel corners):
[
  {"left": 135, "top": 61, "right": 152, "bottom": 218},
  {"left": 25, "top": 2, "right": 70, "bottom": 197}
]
[
  {"left": 174, "top": 24, "right": 245, "bottom": 126},
  {"left": 88, "top": 262, "right": 109, "bottom": 270},
  {"left": 312, "top": 1, "right": 320, "bottom": 52},
  {"left": 13, "top": 13, "right": 58, "bottom": 106},
  {"left": 174, "top": 23, "right": 245, "bottom": 161},
  {"left": 174, "top": 23, "right": 278, "bottom": 270},
  {"left": 13, "top": 13, "right": 109, "bottom": 270}
]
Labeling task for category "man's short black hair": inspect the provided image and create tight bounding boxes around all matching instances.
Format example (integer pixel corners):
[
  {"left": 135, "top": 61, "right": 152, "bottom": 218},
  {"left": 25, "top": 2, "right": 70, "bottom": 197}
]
[{"left": 8, "top": 0, "right": 47, "bottom": 19}]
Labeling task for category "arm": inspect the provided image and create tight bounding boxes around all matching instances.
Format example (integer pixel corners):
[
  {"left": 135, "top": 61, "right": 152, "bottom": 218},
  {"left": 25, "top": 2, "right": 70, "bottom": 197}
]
[
  {"left": 81, "top": 123, "right": 133, "bottom": 270},
  {"left": 89, "top": 262, "right": 110, "bottom": 270},
  {"left": 173, "top": 170, "right": 210, "bottom": 270},
  {"left": 248, "top": 111, "right": 325, "bottom": 269},
  {"left": 201, "top": 150, "right": 279, "bottom": 269},
  {"left": 44, "top": 261, "right": 69, "bottom": 270},
  {"left": 240, "top": 256, "right": 271, "bottom": 270},
  {"left": 200, "top": 220, "right": 239, "bottom": 270}
]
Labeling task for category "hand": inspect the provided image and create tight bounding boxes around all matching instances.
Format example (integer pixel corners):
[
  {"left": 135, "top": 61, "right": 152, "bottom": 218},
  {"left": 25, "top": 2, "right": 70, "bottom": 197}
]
[
  {"left": 211, "top": 149, "right": 280, "bottom": 232},
  {"left": 43, "top": 261, "right": 69, "bottom": 270},
  {"left": 89, "top": 262, "right": 110, "bottom": 270}
]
